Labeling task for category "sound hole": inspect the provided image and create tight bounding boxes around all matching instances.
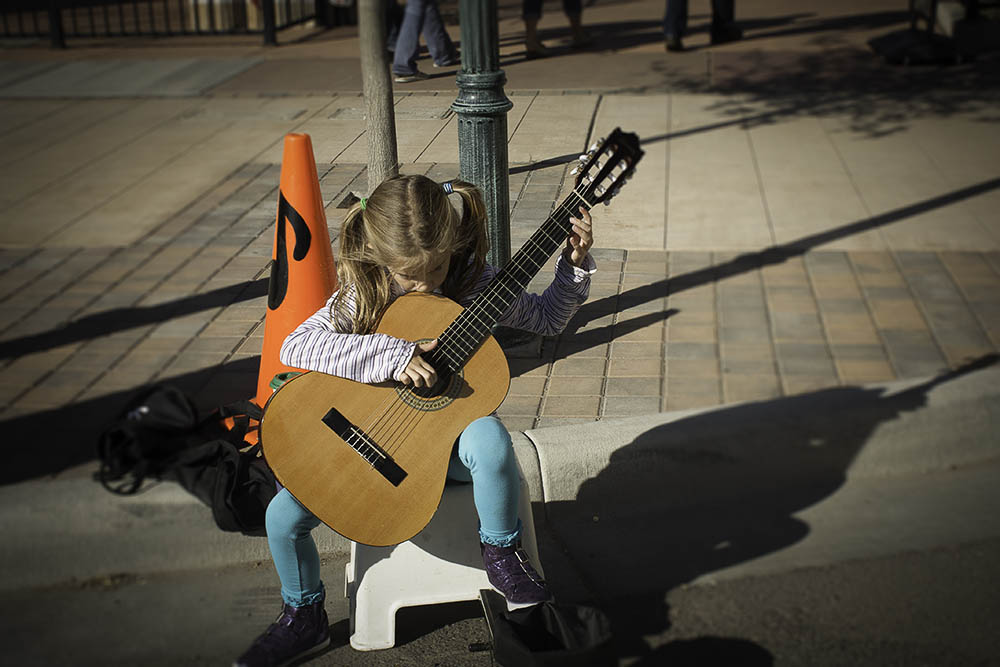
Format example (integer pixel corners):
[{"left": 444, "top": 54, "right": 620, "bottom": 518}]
[
  {"left": 396, "top": 368, "right": 463, "bottom": 411},
  {"left": 410, "top": 372, "right": 452, "bottom": 399}
]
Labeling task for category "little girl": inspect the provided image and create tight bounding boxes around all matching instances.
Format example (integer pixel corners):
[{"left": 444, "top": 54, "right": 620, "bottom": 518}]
[{"left": 235, "top": 174, "right": 595, "bottom": 667}]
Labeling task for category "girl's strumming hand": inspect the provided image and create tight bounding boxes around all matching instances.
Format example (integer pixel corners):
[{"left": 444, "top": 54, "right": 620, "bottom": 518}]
[
  {"left": 399, "top": 339, "right": 439, "bottom": 388},
  {"left": 566, "top": 206, "right": 594, "bottom": 267}
]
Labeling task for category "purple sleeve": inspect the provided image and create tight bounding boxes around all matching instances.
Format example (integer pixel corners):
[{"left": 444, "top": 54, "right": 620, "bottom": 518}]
[{"left": 460, "top": 253, "right": 596, "bottom": 336}]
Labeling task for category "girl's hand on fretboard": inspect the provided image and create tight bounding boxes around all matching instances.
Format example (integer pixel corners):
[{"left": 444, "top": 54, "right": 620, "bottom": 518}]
[{"left": 566, "top": 206, "right": 594, "bottom": 267}]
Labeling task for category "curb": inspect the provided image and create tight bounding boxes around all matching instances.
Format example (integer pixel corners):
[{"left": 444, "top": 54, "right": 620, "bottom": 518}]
[{"left": 519, "top": 360, "right": 1000, "bottom": 507}]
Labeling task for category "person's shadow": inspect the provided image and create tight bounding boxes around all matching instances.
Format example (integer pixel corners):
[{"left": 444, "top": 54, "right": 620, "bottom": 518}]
[{"left": 531, "top": 354, "right": 997, "bottom": 663}]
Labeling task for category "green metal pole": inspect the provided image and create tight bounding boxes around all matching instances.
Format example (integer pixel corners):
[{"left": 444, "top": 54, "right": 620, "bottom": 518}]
[{"left": 452, "top": 0, "right": 513, "bottom": 269}]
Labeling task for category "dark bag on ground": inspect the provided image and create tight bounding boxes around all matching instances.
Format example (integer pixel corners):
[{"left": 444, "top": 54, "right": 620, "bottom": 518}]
[
  {"left": 95, "top": 385, "right": 276, "bottom": 536},
  {"left": 480, "top": 589, "right": 615, "bottom": 666},
  {"left": 169, "top": 400, "right": 275, "bottom": 537},
  {"left": 96, "top": 384, "right": 202, "bottom": 494}
]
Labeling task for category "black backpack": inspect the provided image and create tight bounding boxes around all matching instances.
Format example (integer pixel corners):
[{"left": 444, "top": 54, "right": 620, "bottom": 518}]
[{"left": 96, "top": 384, "right": 277, "bottom": 536}]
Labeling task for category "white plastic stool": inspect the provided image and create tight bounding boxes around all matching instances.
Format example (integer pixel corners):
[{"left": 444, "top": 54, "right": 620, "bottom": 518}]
[{"left": 344, "top": 472, "right": 541, "bottom": 651}]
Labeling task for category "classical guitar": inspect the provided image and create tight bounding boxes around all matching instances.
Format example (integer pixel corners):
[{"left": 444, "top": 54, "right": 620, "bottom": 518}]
[{"left": 260, "top": 128, "right": 644, "bottom": 546}]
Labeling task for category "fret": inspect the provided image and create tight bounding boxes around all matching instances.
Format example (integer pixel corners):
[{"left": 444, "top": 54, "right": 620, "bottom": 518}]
[{"left": 430, "top": 189, "right": 591, "bottom": 369}]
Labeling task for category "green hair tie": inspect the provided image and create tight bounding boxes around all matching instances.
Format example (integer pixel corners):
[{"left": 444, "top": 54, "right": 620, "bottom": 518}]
[{"left": 360, "top": 197, "right": 367, "bottom": 211}]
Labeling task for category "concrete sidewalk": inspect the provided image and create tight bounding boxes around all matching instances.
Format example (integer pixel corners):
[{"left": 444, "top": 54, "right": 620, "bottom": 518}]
[{"left": 1, "top": 0, "right": 1000, "bottom": 663}]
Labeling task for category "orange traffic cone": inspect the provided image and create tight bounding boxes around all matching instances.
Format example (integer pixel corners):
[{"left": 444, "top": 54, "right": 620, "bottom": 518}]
[{"left": 254, "top": 133, "right": 338, "bottom": 409}]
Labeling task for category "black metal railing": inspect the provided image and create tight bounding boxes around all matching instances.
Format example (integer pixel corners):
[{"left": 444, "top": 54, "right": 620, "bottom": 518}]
[{"left": 0, "top": 0, "right": 356, "bottom": 47}]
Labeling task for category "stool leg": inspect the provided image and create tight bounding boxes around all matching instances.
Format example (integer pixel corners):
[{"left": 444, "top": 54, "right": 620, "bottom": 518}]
[
  {"left": 348, "top": 542, "right": 400, "bottom": 651},
  {"left": 349, "top": 585, "right": 399, "bottom": 650}
]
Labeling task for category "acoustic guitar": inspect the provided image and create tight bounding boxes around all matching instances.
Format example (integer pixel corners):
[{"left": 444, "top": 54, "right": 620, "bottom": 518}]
[{"left": 260, "top": 128, "right": 644, "bottom": 546}]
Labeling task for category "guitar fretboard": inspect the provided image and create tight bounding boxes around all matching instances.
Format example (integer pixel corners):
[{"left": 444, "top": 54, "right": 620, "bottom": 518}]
[{"left": 429, "top": 189, "right": 591, "bottom": 373}]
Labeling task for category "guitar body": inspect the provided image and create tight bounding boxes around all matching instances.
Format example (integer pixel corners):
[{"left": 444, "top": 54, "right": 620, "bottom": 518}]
[{"left": 259, "top": 292, "right": 511, "bottom": 547}]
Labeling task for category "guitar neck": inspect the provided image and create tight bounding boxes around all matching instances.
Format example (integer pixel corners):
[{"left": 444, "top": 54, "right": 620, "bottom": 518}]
[{"left": 432, "top": 189, "right": 590, "bottom": 372}]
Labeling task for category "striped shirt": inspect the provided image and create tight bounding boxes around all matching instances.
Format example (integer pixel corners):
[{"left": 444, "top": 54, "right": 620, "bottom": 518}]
[{"left": 279, "top": 253, "right": 596, "bottom": 383}]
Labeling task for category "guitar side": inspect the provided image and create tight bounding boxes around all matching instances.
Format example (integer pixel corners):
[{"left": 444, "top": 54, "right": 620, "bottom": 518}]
[{"left": 260, "top": 292, "right": 511, "bottom": 547}]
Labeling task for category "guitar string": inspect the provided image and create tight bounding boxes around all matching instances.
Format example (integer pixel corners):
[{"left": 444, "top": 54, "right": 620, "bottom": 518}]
[
  {"left": 333, "top": 152, "right": 630, "bottom": 471},
  {"left": 351, "top": 179, "right": 607, "bottom": 461},
  {"left": 429, "top": 196, "right": 586, "bottom": 366},
  {"left": 374, "top": 187, "right": 597, "bottom": 458},
  {"left": 435, "top": 188, "right": 591, "bottom": 362},
  {"left": 358, "top": 185, "right": 598, "bottom": 460},
  {"left": 359, "top": 382, "right": 411, "bottom": 443},
  {"left": 361, "top": 320, "right": 471, "bottom": 452}
]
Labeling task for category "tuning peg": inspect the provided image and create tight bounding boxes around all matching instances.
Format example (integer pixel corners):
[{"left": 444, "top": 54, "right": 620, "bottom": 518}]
[
  {"left": 595, "top": 185, "right": 606, "bottom": 196},
  {"left": 570, "top": 165, "right": 580, "bottom": 175}
]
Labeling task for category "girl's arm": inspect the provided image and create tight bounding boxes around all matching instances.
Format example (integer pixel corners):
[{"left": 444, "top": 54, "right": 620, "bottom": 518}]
[
  {"left": 279, "top": 290, "right": 416, "bottom": 384},
  {"left": 502, "top": 252, "right": 596, "bottom": 335},
  {"left": 461, "top": 252, "right": 596, "bottom": 337},
  {"left": 463, "top": 205, "right": 596, "bottom": 336}
]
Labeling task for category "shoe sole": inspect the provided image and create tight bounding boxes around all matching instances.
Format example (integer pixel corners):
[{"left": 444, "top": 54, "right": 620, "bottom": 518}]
[
  {"left": 489, "top": 583, "right": 551, "bottom": 611},
  {"left": 276, "top": 635, "right": 331, "bottom": 667}
]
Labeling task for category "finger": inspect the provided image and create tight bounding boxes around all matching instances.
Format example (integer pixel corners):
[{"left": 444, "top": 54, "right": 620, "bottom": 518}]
[
  {"left": 418, "top": 371, "right": 436, "bottom": 388},
  {"left": 405, "top": 368, "right": 425, "bottom": 387},
  {"left": 418, "top": 338, "right": 438, "bottom": 352},
  {"left": 571, "top": 226, "right": 592, "bottom": 245},
  {"left": 414, "top": 362, "right": 436, "bottom": 387}
]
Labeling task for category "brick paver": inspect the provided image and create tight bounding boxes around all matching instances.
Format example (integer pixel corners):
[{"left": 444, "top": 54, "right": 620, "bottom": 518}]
[{"left": 3, "top": 147, "right": 998, "bottom": 433}]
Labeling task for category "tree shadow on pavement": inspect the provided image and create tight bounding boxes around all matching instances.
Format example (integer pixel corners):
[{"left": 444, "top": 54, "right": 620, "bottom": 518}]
[
  {"left": 534, "top": 354, "right": 996, "bottom": 663},
  {"left": 727, "top": 10, "right": 906, "bottom": 45},
  {"left": 652, "top": 45, "right": 1000, "bottom": 138}
]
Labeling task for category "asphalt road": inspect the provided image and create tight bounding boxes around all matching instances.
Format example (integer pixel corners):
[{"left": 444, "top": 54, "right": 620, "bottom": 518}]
[{"left": 4, "top": 537, "right": 998, "bottom": 666}]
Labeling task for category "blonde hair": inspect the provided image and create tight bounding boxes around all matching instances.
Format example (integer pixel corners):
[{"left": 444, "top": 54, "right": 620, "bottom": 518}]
[{"left": 332, "top": 175, "right": 489, "bottom": 333}]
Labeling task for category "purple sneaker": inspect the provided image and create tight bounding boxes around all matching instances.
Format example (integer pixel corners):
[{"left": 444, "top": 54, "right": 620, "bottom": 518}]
[
  {"left": 481, "top": 542, "right": 552, "bottom": 609},
  {"left": 233, "top": 598, "right": 330, "bottom": 667}
]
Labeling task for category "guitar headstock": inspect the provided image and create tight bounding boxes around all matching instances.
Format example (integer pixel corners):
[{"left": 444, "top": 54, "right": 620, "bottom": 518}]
[{"left": 570, "top": 127, "right": 644, "bottom": 206}]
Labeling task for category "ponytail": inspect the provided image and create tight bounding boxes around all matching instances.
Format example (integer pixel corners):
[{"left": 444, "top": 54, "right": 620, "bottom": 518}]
[
  {"left": 442, "top": 180, "right": 488, "bottom": 300},
  {"left": 331, "top": 203, "right": 393, "bottom": 334}
]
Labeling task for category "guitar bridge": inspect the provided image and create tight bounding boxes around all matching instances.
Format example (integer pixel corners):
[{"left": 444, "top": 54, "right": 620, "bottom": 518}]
[{"left": 321, "top": 407, "right": 407, "bottom": 487}]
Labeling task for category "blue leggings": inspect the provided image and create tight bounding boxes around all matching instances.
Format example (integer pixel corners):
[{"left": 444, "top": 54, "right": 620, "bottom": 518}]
[{"left": 265, "top": 416, "right": 521, "bottom": 607}]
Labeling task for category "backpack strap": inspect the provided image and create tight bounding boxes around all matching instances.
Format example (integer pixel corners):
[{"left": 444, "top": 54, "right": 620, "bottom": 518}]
[
  {"left": 217, "top": 400, "right": 264, "bottom": 422},
  {"left": 213, "top": 400, "right": 265, "bottom": 446}
]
